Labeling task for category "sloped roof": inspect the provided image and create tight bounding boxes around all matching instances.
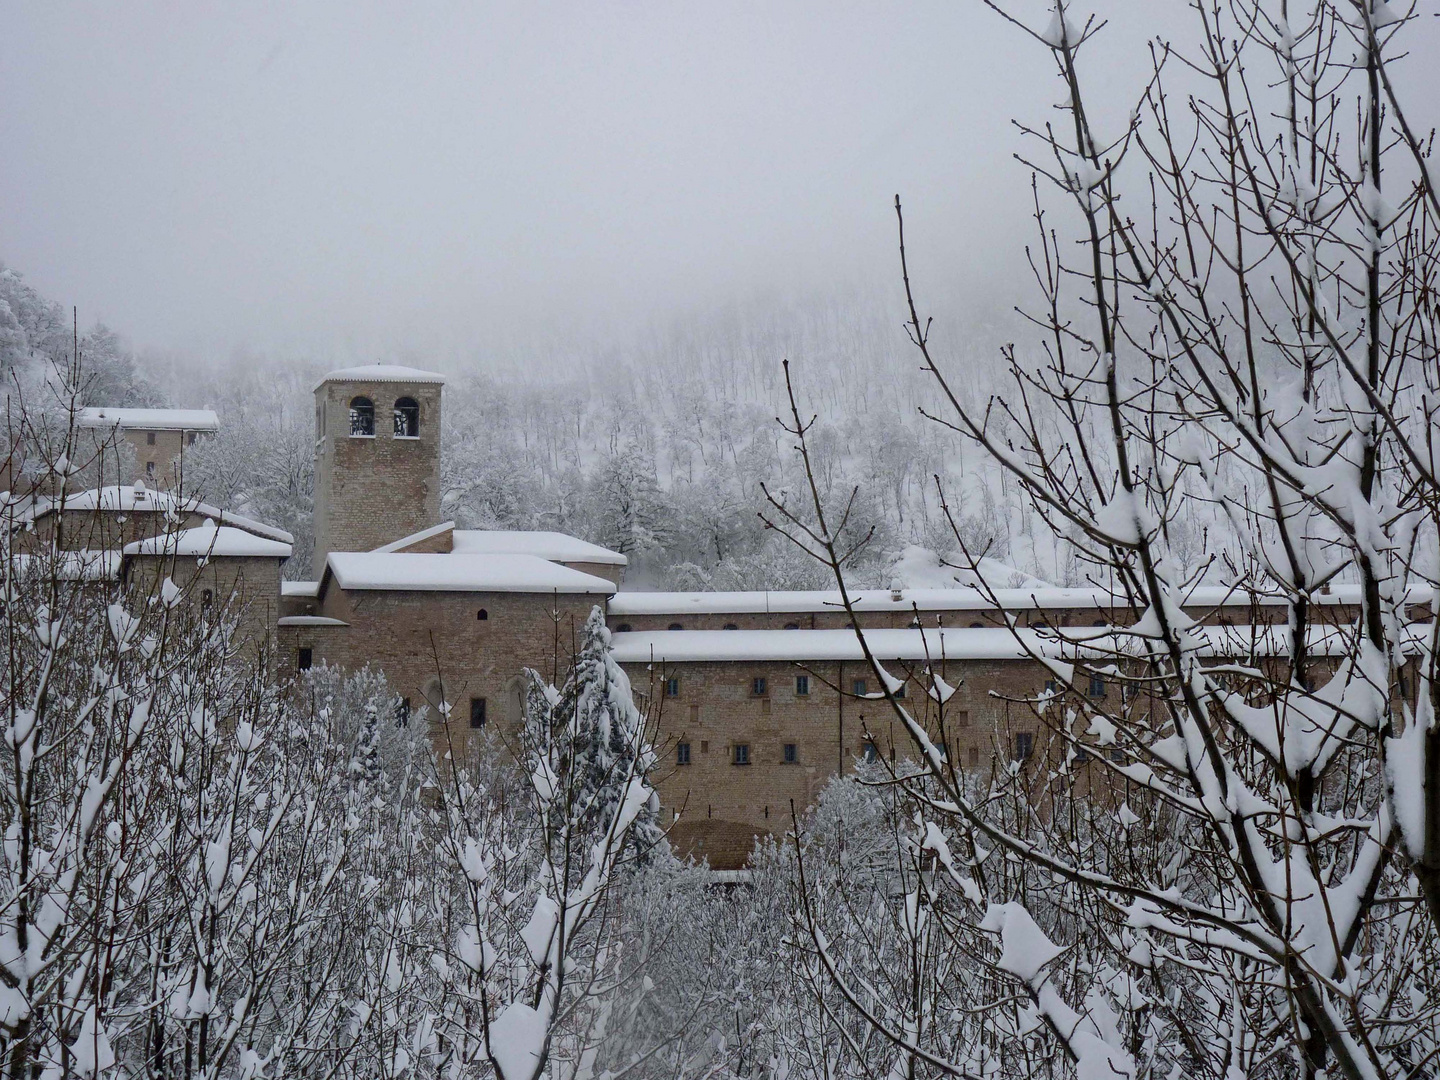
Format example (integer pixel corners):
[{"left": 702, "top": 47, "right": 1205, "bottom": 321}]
[
  {"left": 606, "top": 583, "right": 1427, "bottom": 617},
  {"left": 315, "top": 365, "right": 446, "bottom": 390},
  {"left": 451, "top": 530, "right": 627, "bottom": 566},
  {"left": 608, "top": 623, "right": 1420, "bottom": 664},
  {"left": 124, "top": 523, "right": 292, "bottom": 559},
  {"left": 25, "top": 486, "right": 294, "bottom": 544},
  {"left": 78, "top": 408, "right": 219, "bottom": 432},
  {"left": 324, "top": 552, "right": 616, "bottom": 594}
]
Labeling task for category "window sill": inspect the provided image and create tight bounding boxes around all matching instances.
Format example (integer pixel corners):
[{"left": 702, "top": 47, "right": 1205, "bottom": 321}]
[
  {"left": 732, "top": 761, "right": 751, "bottom": 767},
  {"left": 393, "top": 434, "right": 420, "bottom": 441},
  {"left": 349, "top": 434, "right": 376, "bottom": 440}
]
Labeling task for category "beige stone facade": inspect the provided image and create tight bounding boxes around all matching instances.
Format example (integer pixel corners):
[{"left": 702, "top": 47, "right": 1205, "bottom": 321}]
[
  {"left": 76, "top": 408, "right": 218, "bottom": 487},
  {"left": 313, "top": 371, "right": 444, "bottom": 565}
]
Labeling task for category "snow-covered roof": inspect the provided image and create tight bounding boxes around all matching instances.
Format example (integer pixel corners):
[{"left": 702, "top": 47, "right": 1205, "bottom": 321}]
[
  {"left": 277, "top": 615, "right": 349, "bottom": 627},
  {"left": 324, "top": 552, "right": 616, "bottom": 594},
  {"left": 12, "top": 550, "right": 122, "bottom": 583},
  {"left": 281, "top": 580, "right": 320, "bottom": 598},
  {"left": 607, "top": 583, "right": 1423, "bottom": 617},
  {"left": 608, "top": 624, "right": 1421, "bottom": 665},
  {"left": 77, "top": 408, "right": 219, "bottom": 432},
  {"left": 315, "top": 364, "right": 446, "bottom": 391},
  {"left": 124, "top": 524, "right": 292, "bottom": 559},
  {"left": 25, "top": 487, "right": 294, "bottom": 545},
  {"left": 451, "top": 530, "right": 627, "bottom": 566},
  {"left": 373, "top": 521, "right": 455, "bottom": 553}
]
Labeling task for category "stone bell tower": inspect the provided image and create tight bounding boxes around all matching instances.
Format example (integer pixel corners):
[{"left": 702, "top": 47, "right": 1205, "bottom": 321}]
[{"left": 312, "top": 364, "right": 445, "bottom": 568}]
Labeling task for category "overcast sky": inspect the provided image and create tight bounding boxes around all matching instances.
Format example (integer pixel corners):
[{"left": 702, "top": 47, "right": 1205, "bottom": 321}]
[{"left": 0, "top": 3, "right": 1265, "bottom": 363}]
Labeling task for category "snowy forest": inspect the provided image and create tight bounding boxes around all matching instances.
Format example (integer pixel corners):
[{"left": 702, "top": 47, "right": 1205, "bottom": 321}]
[{"left": 4, "top": 0, "right": 1440, "bottom": 1077}]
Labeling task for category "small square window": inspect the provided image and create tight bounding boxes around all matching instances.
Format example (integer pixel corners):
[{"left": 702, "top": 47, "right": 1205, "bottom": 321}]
[
  {"left": 795, "top": 675, "right": 809, "bottom": 697},
  {"left": 734, "top": 743, "right": 750, "bottom": 765},
  {"left": 146, "top": 431, "right": 156, "bottom": 446},
  {"left": 751, "top": 677, "right": 767, "bottom": 697},
  {"left": 1108, "top": 747, "right": 1125, "bottom": 764},
  {"left": 783, "top": 743, "right": 797, "bottom": 764},
  {"left": 1014, "top": 732, "right": 1034, "bottom": 760},
  {"left": 862, "top": 742, "right": 879, "bottom": 763},
  {"left": 297, "top": 647, "right": 313, "bottom": 671},
  {"left": 955, "top": 709, "right": 971, "bottom": 728},
  {"left": 893, "top": 682, "right": 906, "bottom": 699},
  {"left": 677, "top": 742, "right": 691, "bottom": 765},
  {"left": 665, "top": 677, "right": 680, "bottom": 698},
  {"left": 852, "top": 678, "right": 868, "bottom": 697},
  {"left": 469, "top": 698, "right": 487, "bottom": 730}
]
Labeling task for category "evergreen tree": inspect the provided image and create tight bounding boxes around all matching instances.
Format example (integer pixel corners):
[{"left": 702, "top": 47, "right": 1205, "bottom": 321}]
[{"left": 524, "top": 606, "right": 664, "bottom": 863}]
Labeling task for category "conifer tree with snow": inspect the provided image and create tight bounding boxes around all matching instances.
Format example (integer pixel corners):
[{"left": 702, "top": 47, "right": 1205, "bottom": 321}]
[{"left": 524, "top": 606, "right": 664, "bottom": 864}]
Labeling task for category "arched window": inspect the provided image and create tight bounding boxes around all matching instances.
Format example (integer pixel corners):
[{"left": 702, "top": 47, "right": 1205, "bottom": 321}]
[
  {"left": 349, "top": 397, "right": 375, "bottom": 436},
  {"left": 476, "top": 608, "right": 488, "bottom": 621},
  {"left": 616, "top": 623, "right": 632, "bottom": 633},
  {"left": 394, "top": 397, "right": 420, "bottom": 437},
  {"left": 668, "top": 622, "right": 684, "bottom": 631},
  {"left": 784, "top": 622, "right": 800, "bottom": 630},
  {"left": 723, "top": 623, "right": 739, "bottom": 631}
]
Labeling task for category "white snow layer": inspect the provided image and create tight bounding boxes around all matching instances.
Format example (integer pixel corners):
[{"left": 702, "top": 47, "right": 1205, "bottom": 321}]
[
  {"left": 324, "top": 552, "right": 617, "bottom": 594},
  {"left": 314, "top": 364, "right": 446, "bottom": 389},
  {"left": 124, "top": 523, "right": 292, "bottom": 559},
  {"left": 77, "top": 407, "right": 220, "bottom": 431}
]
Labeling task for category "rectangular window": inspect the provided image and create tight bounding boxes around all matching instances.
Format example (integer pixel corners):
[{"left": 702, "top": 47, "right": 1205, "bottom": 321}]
[
  {"left": 297, "top": 647, "right": 313, "bottom": 671},
  {"left": 145, "top": 461, "right": 156, "bottom": 477},
  {"left": 733, "top": 743, "right": 750, "bottom": 765},
  {"left": 677, "top": 742, "right": 691, "bottom": 765},
  {"left": 469, "top": 698, "right": 487, "bottom": 730},
  {"left": 396, "top": 697, "right": 411, "bottom": 726},
  {"left": 146, "top": 431, "right": 156, "bottom": 446},
  {"left": 852, "top": 678, "right": 868, "bottom": 697},
  {"left": 893, "top": 682, "right": 906, "bottom": 699},
  {"left": 1014, "top": 732, "right": 1034, "bottom": 760},
  {"left": 862, "top": 742, "right": 879, "bottom": 763},
  {"left": 795, "top": 675, "right": 809, "bottom": 697},
  {"left": 751, "top": 677, "right": 767, "bottom": 697},
  {"left": 967, "top": 746, "right": 980, "bottom": 768},
  {"left": 665, "top": 677, "right": 680, "bottom": 698},
  {"left": 783, "top": 743, "right": 797, "bottom": 764},
  {"left": 188, "top": 431, "right": 197, "bottom": 446},
  {"left": 1088, "top": 674, "right": 1105, "bottom": 698},
  {"left": 955, "top": 710, "right": 971, "bottom": 728},
  {"left": 1108, "top": 747, "right": 1125, "bottom": 764},
  {"left": 700, "top": 740, "right": 708, "bottom": 754}
]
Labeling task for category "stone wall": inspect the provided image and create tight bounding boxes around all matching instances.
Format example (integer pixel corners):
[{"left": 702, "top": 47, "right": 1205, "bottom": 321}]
[
  {"left": 284, "top": 587, "right": 607, "bottom": 755},
  {"left": 125, "top": 553, "right": 283, "bottom": 658},
  {"left": 622, "top": 655, "right": 1053, "bottom": 868},
  {"left": 313, "top": 379, "right": 443, "bottom": 563}
]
